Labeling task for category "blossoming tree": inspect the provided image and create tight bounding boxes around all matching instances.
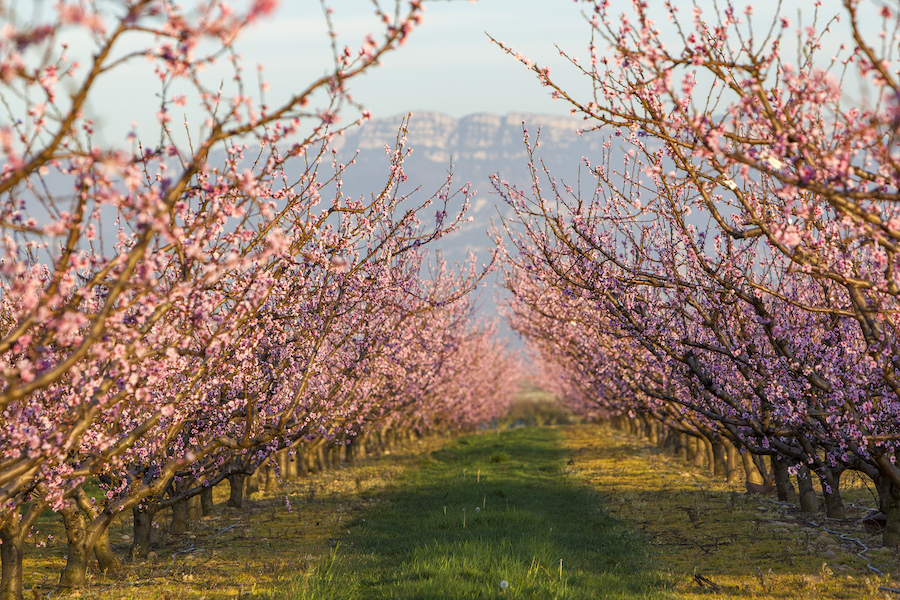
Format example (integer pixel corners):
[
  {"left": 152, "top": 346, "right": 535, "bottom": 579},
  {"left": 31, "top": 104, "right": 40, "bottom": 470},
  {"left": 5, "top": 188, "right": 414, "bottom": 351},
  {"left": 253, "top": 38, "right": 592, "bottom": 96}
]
[
  {"left": 496, "top": 0, "right": 900, "bottom": 545},
  {"left": 0, "top": 1, "right": 518, "bottom": 597}
]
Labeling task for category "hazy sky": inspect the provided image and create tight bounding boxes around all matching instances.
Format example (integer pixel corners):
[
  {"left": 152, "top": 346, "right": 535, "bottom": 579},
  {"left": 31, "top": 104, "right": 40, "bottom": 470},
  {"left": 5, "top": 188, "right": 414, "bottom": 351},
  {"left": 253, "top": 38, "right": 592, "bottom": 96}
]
[
  {"left": 75, "top": 0, "right": 882, "bottom": 143},
  {"left": 81, "top": 1, "right": 594, "bottom": 142},
  {"left": 245, "top": 0, "right": 593, "bottom": 117}
]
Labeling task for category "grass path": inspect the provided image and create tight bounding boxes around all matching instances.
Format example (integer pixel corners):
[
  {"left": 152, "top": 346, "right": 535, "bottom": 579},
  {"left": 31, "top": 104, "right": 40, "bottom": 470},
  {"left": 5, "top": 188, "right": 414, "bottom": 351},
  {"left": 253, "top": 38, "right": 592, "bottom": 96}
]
[
  {"left": 288, "top": 427, "right": 673, "bottom": 599},
  {"left": 25, "top": 422, "right": 898, "bottom": 598}
]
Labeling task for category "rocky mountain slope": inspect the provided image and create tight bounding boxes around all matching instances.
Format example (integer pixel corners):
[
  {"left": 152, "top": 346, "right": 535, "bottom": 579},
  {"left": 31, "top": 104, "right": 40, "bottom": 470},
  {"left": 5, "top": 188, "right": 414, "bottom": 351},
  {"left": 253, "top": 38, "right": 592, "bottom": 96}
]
[{"left": 335, "top": 111, "right": 608, "bottom": 255}]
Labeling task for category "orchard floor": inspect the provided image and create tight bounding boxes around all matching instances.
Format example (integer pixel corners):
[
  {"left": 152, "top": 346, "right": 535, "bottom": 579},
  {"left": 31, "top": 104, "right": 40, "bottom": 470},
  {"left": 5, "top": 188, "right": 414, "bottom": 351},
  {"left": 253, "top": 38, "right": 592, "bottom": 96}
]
[
  {"left": 563, "top": 424, "right": 900, "bottom": 599},
  {"left": 20, "top": 424, "right": 900, "bottom": 599},
  {"left": 23, "top": 434, "right": 452, "bottom": 599}
]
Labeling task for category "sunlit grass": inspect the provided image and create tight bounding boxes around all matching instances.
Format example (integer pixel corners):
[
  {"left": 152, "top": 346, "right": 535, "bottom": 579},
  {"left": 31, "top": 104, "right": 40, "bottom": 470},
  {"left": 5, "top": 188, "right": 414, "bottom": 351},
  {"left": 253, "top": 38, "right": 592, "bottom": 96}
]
[
  {"left": 288, "top": 427, "right": 673, "bottom": 599},
  {"left": 20, "top": 435, "right": 452, "bottom": 599},
  {"left": 562, "top": 424, "right": 900, "bottom": 600},
  {"left": 22, "top": 422, "right": 900, "bottom": 599}
]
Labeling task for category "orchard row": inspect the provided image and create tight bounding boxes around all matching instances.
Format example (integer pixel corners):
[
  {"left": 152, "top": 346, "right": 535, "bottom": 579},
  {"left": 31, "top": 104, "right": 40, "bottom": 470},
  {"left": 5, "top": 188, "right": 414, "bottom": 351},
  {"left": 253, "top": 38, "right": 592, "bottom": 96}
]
[
  {"left": 499, "top": 0, "right": 900, "bottom": 550},
  {"left": 5, "top": 2, "right": 900, "bottom": 599},
  {"left": 0, "top": 3, "right": 517, "bottom": 598}
]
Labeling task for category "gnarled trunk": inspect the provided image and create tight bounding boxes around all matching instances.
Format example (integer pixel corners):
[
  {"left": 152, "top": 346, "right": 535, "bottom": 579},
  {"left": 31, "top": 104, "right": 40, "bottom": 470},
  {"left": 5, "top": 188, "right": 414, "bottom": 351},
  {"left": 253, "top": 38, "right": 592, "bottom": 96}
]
[
  {"left": 700, "top": 435, "right": 714, "bottom": 473},
  {"left": 169, "top": 479, "right": 191, "bottom": 536},
  {"left": 770, "top": 455, "right": 797, "bottom": 502},
  {"left": 311, "top": 442, "right": 327, "bottom": 474},
  {"left": 200, "top": 486, "right": 215, "bottom": 517},
  {"left": 741, "top": 451, "right": 765, "bottom": 486},
  {"left": 130, "top": 502, "right": 157, "bottom": 560},
  {"left": 724, "top": 441, "right": 740, "bottom": 483},
  {"left": 58, "top": 500, "right": 102, "bottom": 590},
  {"left": 263, "top": 462, "right": 279, "bottom": 493},
  {"left": 244, "top": 471, "right": 259, "bottom": 499},
  {"left": 712, "top": 438, "right": 728, "bottom": 479},
  {"left": 59, "top": 505, "right": 116, "bottom": 589},
  {"left": 685, "top": 434, "right": 699, "bottom": 465},
  {"left": 875, "top": 476, "right": 900, "bottom": 547},
  {"left": 796, "top": 466, "right": 819, "bottom": 514},
  {"left": 188, "top": 495, "right": 202, "bottom": 522},
  {"left": 74, "top": 489, "right": 120, "bottom": 574},
  {"left": 0, "top": 520, "right": 25, "bottom": 600},
  {"left": 644, "top": 416, "right": 659, "bottom": 445},
  {"left": 226, "top": 473, "right": 247, "bottom": 508},
  {"left": 819, "top": 466, "right": 846, "bottom": 519},
  {"left": 0, "top": 502, "right": 45, "bottom": 600}
]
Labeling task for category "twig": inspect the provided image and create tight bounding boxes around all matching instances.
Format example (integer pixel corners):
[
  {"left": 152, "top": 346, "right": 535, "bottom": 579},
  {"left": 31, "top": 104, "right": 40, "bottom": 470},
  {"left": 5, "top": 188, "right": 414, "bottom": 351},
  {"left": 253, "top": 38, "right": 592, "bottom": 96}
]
[{"left": 693, "top": 573, "right": 721, "bottom": 592}]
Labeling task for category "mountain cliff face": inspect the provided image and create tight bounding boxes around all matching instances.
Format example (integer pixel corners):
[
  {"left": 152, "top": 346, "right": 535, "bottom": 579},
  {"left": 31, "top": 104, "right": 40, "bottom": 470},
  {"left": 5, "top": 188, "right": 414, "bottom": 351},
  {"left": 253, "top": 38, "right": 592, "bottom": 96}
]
[
  {"left": 336, "top": 111, "right": 608, "bottom": 230},
  {"left": 339, "top": 110, "right": 604, "bottom": 164},
  {"left": 341, "top": 111, "right": 600, "bottom": 163}
]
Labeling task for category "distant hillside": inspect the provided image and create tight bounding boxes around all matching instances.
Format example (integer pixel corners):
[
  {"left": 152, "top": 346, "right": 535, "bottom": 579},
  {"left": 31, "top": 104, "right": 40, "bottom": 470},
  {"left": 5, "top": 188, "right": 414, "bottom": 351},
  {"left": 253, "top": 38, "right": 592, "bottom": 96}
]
[{"left": 334, "top": 111, "right": 608, "bottom": 256}]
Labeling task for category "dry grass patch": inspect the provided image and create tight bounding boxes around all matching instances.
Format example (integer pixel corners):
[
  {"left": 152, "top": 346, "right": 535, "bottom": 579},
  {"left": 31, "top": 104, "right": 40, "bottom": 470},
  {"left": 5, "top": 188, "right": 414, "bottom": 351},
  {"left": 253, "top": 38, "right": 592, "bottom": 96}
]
[
  {"left": 562, "top": 423, "right": 900, "bottom": 600},
  {"left": 20, "top": 435, "right": 451, "bottom": 599}
]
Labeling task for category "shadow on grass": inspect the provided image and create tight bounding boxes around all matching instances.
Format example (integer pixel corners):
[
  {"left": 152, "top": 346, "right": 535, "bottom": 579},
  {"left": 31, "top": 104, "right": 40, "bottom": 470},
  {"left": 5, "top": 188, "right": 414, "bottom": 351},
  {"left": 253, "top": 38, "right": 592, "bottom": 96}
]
[{"left": 287, "top": 427, "right": 673, "bottom": 599}]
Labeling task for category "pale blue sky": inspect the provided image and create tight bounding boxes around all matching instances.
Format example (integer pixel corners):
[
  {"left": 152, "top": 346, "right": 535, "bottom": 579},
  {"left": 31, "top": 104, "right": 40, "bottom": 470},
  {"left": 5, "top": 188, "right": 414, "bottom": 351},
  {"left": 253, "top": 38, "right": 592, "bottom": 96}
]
[
  {"left": 74, "top": 0, "right": 883, "bottom": 144},
  {"left": 82, "top": 1, "right": 593, "bottom": 142},
  {"left": 241, "top": 1, "right": 592, "bottom": 117}
]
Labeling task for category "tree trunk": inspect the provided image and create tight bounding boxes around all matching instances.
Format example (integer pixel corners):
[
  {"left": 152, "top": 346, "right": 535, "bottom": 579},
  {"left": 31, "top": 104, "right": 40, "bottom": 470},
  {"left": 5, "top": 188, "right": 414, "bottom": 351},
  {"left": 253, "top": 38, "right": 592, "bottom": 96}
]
[
  {"left": 0, "top": 520, "right": 25, "bottom": 600},
  {"left": 276, "top": 450, "right": 289, "bottom": 483},
  {"left": 315, "top": 444, "right": 328, "bottom": 473},
  {"left": 298, "top": 448, "right": 312, "bottom": 476},
  {"left": 875, "top": 476, "right": 900, "bottom": 547},
  {"left": 796, "top": 466, "right": 819, "bottom": 514},
  {"left": 351, "top": 432, "right": 368, "bottom": 462},
  {"left": 200, "top": 486, "right": 215, "bottom": 517},
  {"left": 753, "top": 454, "right": 772, "bottom": 485},
  {"left": 291, "top": 452, "right": 303, "bottom": 478},
  {"left": 712, "top": 438, "right": 727, "bottom": 479},
  {"left": 700, "top": 436, "right": 714, "bottom": 473},
  {"left": 92, "top": 525, "right": 120, "bottom": 573},
  {"left": 657, "top": 423, "right": 669, "bottom": 449},
  {"left": 58, "top": 501, "right": 94, "bottom": 589},
  {"left": 263, "top": 462, "right": 279, "bottom": 493},
  {"left": 646, "top": 417, "right": 659, "bottom": 445},
  {"left": 187, "top": 495, "right": 202, "bottom": 522},
  {"left": 245, "top": 471, "right": 259, "bottom": 498},
  {"left": 169, "top": 479, "right": 190, "bottom": 536},
  {"left": 169, "top": 499, "right": 188, "bottom": 535},
  {"left": 130, "top": 503, "right": 157, "bottom": 560},
  {"left": 770, "top": 456, "right": 797, "bottom": 502},
  {"left": 672, "top": 431, "right": 687, "bottom": 460},
  {"left": 819, "top": 466, "right": 846, "bottom": 519},
  {"left": 74, "top": 488, "right": 120, "bottom": 574},
  {"left": 685, "top": 435, "right": 699, "bottom": 464},
  {"left": 742, "top": 451, "right": 765, "bottom": 485},
  {"left": 1, "top": 500, "right": 48, "bottom": 600},
  {"left": 227, "top": 473, "right": 247, "bottom": 508},
  {"left": 722, "top": 441, "right": 739, "bottom": 483}
]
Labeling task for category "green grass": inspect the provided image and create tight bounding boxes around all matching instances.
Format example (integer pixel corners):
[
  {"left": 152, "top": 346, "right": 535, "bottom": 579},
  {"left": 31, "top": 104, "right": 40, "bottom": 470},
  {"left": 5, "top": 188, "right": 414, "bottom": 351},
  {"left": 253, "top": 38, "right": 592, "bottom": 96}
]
[{"left": 286, "top": 427, "right": 673, "bottom": 599}]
